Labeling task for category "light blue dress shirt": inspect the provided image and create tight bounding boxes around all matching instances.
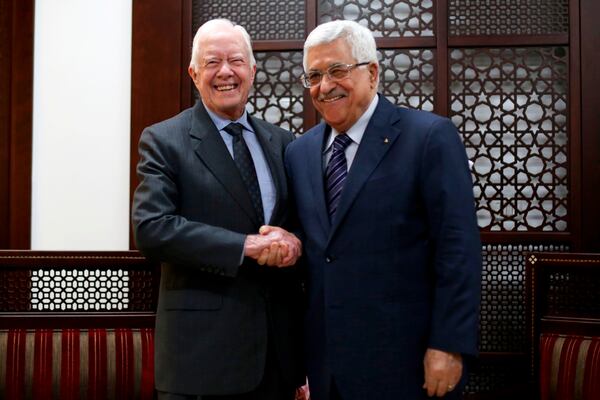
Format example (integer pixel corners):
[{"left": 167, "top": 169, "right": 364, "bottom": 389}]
[{"left": 203, "top": 104, "right": 276, "bottom": 225}]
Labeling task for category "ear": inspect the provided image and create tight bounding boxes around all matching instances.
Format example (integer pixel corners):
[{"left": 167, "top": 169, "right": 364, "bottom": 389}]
[
  {"left": 188, "top": 66, "right": 197, "bottom": 82},
  {"left": 368, "top": 63, "right": 379, "bottom": 87},
  {"left": 250, "top": 64, "right": 257, "bottom": 84}
]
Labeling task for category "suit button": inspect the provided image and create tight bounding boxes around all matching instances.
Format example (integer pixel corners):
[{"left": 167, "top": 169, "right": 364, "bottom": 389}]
[{"left": 326, "top": 256, "right": 332, "bottom": 263}]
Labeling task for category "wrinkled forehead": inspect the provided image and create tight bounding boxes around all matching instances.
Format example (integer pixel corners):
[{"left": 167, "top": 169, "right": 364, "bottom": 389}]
[
  {"left": 198, "top": 29, "right": 249, "bottom": 58},
  {"left": 306, "top": 39, "right": 355, "bottom": 70}
]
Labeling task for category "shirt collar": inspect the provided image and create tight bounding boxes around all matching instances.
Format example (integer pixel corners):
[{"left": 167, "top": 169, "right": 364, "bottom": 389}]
[
  {"left": 203, "top": 101, "right": 254, "bottom": 133},
  {"left": 324, "top": 94, "right": 379, "bottom": 153}
]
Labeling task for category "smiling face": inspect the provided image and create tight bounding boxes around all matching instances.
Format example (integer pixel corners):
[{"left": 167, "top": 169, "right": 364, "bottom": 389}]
[
  {"left": 188, "top": 24, "right": 256, "bottom": 120},
  {"left": 306, "top": 38, "right": 378, "bottom": 132}
]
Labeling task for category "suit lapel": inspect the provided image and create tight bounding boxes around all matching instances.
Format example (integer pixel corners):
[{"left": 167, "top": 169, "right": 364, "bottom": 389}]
[
  {"left": 328, "top": 96, "right": 403, "bottom": 244},
  {"left": 188, "top": 102, "right": 260, "bottom": 226},
  {"left": 307, "top": 124, "right": 331, "bottom": 235}
]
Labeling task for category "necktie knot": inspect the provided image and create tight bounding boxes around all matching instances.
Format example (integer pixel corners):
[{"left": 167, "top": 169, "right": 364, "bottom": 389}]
[
  {"left": 224, "top": 122, "right": 244, "bottom": 138},
  {"left": 333, "top": 133, "right": 353, "bottom": 151}
]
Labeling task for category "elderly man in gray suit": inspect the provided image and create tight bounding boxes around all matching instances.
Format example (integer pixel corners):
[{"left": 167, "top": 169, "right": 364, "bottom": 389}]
[{"left": 132, "top": 19, "right": 304, "bottom": 400}]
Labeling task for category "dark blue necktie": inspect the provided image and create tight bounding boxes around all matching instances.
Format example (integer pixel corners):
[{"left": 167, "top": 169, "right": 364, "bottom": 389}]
[
  {"left": 325, "top": 134, "right": 353, "bottom": 219},
  {"left": 224, "top": 123, "right": 264, "bottom": 223}
]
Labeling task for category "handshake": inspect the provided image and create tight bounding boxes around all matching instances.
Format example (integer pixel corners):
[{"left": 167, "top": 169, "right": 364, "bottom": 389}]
[{"left": 243, "top": 225, "right": 302, "bottom": 267}]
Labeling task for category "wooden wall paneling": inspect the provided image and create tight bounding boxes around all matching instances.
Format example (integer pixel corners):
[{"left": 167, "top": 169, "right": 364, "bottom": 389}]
[
  {"left": 568, "top": 0, "right": 582, "bottom": 250},
  {"left": 8, "top": 0, "right": 34, "bottom": 250},
  {"left": 302, "top": 0, "right": 319, "bottom": 132},
  {"left": 130, "top": 0, "right": 188, "bottom": 248},
  {"left": 180, "top": 0, "right": 193, "bottom": 110},
  {"left": 581, "top": 0, "right": 600, "bottom": 251},
  {"left": 435, "top": 0, "right": 448, "bottom": 117},
  {"left": 0, "top": 0, "right": 11, "bottom": 248},
  {"left": 0, "top": 0, "right": 34, "bottom": 249}
]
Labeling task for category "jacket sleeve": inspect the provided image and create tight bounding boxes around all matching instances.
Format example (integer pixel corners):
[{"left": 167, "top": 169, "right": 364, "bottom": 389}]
[
  {"left": 131, "top": 125, "right": 246, "bottom": 277},
  {"left": 420, "top": 118, "right": 482, "bottom": 357}
]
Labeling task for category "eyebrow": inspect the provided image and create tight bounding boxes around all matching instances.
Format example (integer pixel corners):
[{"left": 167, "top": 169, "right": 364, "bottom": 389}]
[{"left": 309, "top": 62, "right": 347, "bottom": 71}]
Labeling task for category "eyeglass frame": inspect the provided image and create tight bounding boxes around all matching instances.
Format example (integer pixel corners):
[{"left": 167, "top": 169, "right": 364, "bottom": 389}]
[{"left": 300, "top": 62, "right": 371, "bottom": 89}]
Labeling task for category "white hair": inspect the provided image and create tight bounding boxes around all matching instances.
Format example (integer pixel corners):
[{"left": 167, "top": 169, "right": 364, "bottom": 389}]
[
  {"left": 303, "top": 20, "right": 378, "bottom": 71},
  {"left": 189, "top": 19, "right": 256, "bottom": 70}
]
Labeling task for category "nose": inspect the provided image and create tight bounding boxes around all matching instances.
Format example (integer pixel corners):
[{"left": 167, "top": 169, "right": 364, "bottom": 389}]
[
  {"left": 216, "top": 61, "right": 234, "bottom": 77},
  {"left": 319, "top": 73, "right": 337, "bottom": 92}
]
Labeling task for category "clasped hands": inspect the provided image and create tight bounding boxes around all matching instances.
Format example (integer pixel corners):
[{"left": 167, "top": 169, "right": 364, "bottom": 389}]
[{"left": 244, "top": 225, "right": 301, "bottom": 267}]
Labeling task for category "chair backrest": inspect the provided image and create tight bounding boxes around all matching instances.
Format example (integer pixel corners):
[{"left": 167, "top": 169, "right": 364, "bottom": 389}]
[
  {"left": 0, "top": 250, "right": 160, "bottom": 399},
  {"left": 526, "top": 252, "right": 600, "bottom": 400}
]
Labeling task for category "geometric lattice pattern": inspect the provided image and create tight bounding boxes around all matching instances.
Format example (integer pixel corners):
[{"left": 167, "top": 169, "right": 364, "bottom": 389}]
[
  {"left": 248, "top": 51, "right": 305, "bottom": 135},
  {"left": 449, "top": 0, "right": 569, "bottom": 36},
  {"left": 545, "top": 269, "right": 600, "bottom": 318},
  {"left": 480, "top": 243, "right": 569, "bottom": 353},
  {"left": 0, "top": 266, "right": 156, "bottom": 313},
  {"left": 319, "top": 0, "right": 434, "bottom": 37},
  {"left": 450, "top": 47, "right": 569, "bottom": 231},
  {"left": 0, "top": 269, "right": 31, "bottom": 312},
  {"left": 31, "top": 269, "right": 129, "bottom": 311},
  {"left": 192, "top": 0, "right": 305, "bottom": 40},
  {"left": 464, "top": 361, "right": 529, "bottom": 395},
  {"left": 378, "top": 49, "right": 435, "bottom": 111}
]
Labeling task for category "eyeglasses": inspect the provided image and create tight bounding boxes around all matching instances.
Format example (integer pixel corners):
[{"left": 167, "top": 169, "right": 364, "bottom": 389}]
[{"left": 300, "top": 62, "right": 370, "bottom": 88}]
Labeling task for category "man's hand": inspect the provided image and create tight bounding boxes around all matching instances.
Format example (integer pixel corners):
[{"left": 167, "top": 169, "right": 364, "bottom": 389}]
[
  {"left": 243, "top": 226, "right": 301, "bottom": 267},
  {"left": 422, "top": 348, "right": 462, "bottom": 397}
]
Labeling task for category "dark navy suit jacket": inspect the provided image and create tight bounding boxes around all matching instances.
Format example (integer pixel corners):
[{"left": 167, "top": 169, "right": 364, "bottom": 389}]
[{"left": 285, "top": 95, "right": 481, "bottom": 400}]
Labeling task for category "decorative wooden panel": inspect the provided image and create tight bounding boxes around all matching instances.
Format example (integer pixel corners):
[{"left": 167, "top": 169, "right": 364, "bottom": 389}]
[
  {"left": 450, "top": 47, "right": 569, "bottom": 232},
  {"left": 318, "top": 0, "right": 434, "bottom": 37},
  {"left": 192, "top": 0, "right": 306, "bottom": 40},
  {"left": 480, "top": 243, "right": 569, "bottom": 353},
  {"left": 0, "top": 269, "right": 31, "bottom": 311},
  {"left": 378, "top": 49, "right": 435, "bottom": 111},
  {"left": 448, "top": 0, "right": 569, "bottom": 36},
  {"left": 544, "top": 269, "right": 600, "bottom": 317},
  {"left": 248, "top": 51, "right": 306, "bottom": 135},
  {"left": 465, "top": 361, "right": 529, "bottom": 395},
  {"left": 0, "top": 255, "right": 157, "bottom": 313}
]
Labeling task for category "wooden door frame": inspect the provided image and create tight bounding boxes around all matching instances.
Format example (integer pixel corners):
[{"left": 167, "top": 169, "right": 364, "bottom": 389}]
[{"left": 0, "top": 0, "right": 34, "bottom": 249}]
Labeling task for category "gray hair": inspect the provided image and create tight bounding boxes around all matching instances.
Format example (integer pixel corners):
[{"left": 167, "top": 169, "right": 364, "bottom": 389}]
[
  {"left": 189, "top": 19, "right": 256, "bottom": 70},
  {"left": 303, "top": 20, "right": 378, "bottom": 71}
]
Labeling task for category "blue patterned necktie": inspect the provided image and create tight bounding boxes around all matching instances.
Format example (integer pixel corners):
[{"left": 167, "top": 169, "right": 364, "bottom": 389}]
[
  {"left": 325, "top": 133, "right": 353, "bottom": 219},
  {"left": 224, "top": 123, "right": 264, "bottom": 223}
]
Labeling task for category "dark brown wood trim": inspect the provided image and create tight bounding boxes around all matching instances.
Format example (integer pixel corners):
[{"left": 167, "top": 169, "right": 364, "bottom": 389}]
[
  {"left": 480, "top": 231, "right": 572, "bottom": 244},
  {"left": 180, "top": 0, "right": 193, "bottom": 110},
  {"left": 302, "top": 0, "right": 319, "bottom": 132},
  {"left": 0, "top": 0, "right": 34, "bottom": 249},
  {"left": 253, "top": 40, "right": 306, "bottom": 51},
  {"left": 0, "top": 312, "right": 156, "bottom": 329},
  {"left": 0, "top": 0, "right": 11, "bottom": 248},
  {"left": 376, "top": 37, "right": 436, "bottom": 50},
  {"left": 435, "top": 0, "right": 448, "bottom": 116},
  {"left": 568, "top": 0, "right": 582, "bottom": 251},
  {"left": 130, "top": 0, "right": 188, "bottom": 248},
  {"left": 306, "top": 0, "right": 317, "bottom": 35},
  {"left": 448, "top": 34, "right": 569, "bottom": 48},
  {"left": 581, "top": 0, "right": 600, "bottom": 251}
]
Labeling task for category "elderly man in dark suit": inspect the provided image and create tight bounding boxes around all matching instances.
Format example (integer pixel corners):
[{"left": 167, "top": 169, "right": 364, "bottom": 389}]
[
  {"left": 282, "top": 20, "right": 481, "bottom": 399},
  {"left": 132, "top": 19, "right": 304, "bottom": 400}
]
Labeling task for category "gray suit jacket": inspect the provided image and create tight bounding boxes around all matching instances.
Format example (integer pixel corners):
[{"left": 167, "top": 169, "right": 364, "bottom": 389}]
[{"left": 132, "top": 101, "right": 304, "bottom": 395}]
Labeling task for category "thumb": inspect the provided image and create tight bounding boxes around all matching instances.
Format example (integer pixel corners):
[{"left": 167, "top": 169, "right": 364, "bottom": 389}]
[{"left": 259, "top": 225, "right": 275, "bottom": 235}]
